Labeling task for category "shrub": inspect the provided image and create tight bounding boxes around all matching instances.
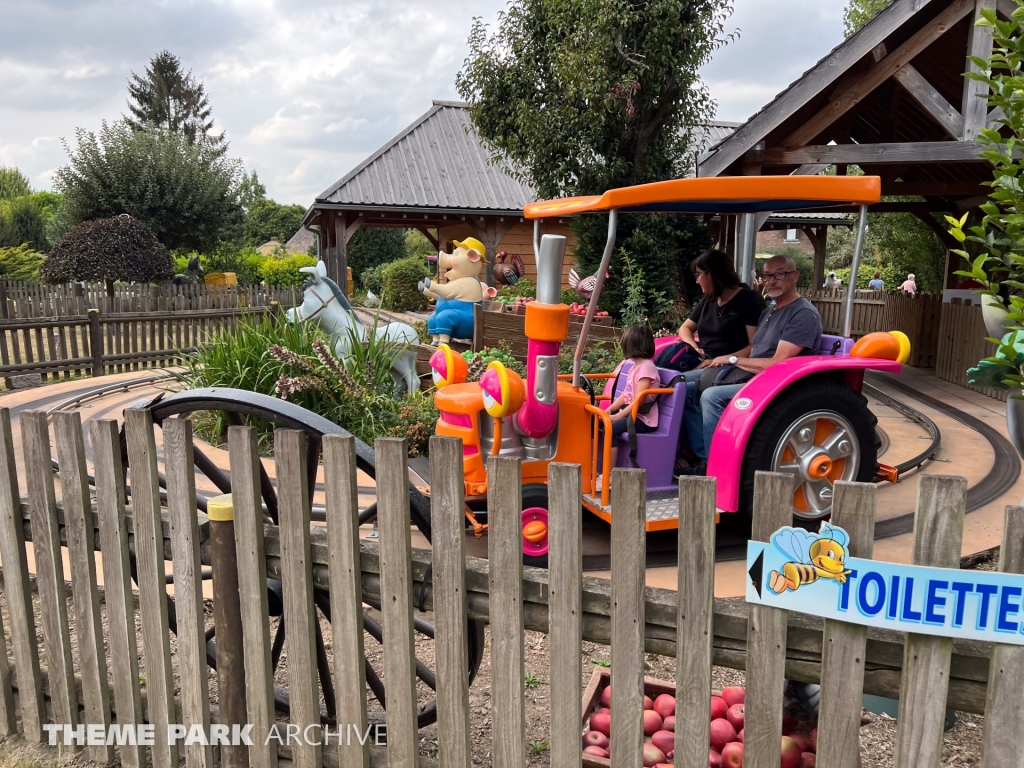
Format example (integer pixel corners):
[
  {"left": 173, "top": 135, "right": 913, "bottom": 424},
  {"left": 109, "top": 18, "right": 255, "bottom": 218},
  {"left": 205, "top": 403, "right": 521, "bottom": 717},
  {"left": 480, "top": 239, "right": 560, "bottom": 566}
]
[
  {"left": 832, "top": 263, "right": 902, "bottom": 290},
  {"left": 499, "top": 278, "right": 536, "bottom": 300},
  {"left": 348, "top": 228, "right": 408, "bottom": 284},
  {"left": 463, "top": 341, "right": 526, "bottom": 378},
  {"left": 259, "top": 254, "right": 317, "bottom": 286},
  {"left": 41, "top": 215, "right": 173, "bottom": 284},
  {"left": 561, "top": 288, "right": 579, "bottom": 306},
  {"left": 0, "top": 196, "right": 48, "bottom": 251},
  {"left": 558, "top": 340, "right": 619, "bottom": 375},
  {"left": 0, "top": 245, "right": 45, "bottom": 280},
  {"left": 361, "top": 263, "right": 385, "bottom": 295},
  {"left": 381, "top": 255, "right": 430, "bottom": 312}
]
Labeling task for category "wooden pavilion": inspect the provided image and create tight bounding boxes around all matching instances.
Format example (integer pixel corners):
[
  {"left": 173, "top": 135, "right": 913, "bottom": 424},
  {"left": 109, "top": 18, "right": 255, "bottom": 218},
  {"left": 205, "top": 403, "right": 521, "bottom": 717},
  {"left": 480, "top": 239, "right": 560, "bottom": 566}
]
[
  {"left": 698, "top": 0, "right": 1010, "bottom": 290},
  {"left": 296, "top": 102, "right": 848, "bottom": 292}
]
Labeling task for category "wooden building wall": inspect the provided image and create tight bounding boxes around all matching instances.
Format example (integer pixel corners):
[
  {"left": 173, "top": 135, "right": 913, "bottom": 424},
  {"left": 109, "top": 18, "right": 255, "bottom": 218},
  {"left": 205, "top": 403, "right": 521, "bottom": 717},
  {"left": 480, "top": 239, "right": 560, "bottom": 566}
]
[{"left": 437, "top": 221, "right": 578, "bottom": 288}]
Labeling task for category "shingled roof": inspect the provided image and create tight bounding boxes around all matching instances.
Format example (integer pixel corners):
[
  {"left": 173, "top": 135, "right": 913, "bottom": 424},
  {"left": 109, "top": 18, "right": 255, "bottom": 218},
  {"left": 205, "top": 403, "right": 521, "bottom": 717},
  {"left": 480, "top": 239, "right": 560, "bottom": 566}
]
[{"left": 313, "top": 101, "right": 741, "bottom": 213}]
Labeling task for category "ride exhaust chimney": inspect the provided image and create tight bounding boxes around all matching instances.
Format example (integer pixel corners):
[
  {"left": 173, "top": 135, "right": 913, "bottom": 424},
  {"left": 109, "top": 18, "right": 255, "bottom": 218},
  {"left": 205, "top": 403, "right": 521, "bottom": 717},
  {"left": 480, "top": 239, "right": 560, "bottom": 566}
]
[{"left": 515, "top": 234, "right": 569, "bottom": 440}]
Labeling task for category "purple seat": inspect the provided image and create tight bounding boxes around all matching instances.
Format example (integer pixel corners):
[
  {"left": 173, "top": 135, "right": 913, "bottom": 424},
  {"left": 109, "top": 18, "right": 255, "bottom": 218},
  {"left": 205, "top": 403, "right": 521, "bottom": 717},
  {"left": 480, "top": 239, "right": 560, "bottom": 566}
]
[
  {"left": 609, "top": 362, "right": 688, "bottom": 492},
  {"left": 819, "top": 334, "right": 854, "bottom": 355}
]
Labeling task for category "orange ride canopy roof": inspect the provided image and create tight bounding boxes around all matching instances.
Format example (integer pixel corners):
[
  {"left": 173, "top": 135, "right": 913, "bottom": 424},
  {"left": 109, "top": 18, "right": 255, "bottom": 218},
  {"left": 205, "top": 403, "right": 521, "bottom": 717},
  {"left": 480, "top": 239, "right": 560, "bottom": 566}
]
[{"left": 523, "top": 176, "right": 881, "bottom": 218}]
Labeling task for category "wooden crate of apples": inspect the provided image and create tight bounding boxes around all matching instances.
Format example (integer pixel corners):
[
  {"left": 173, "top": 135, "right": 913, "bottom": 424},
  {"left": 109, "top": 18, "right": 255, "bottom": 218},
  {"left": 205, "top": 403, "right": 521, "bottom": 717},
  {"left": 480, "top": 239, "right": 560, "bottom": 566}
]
[
  {"left": 568, "top": 301, "right": 612, "bottom": 324},
  {"left": 581, "top": 671, "right": 819, "bottom": 768}
]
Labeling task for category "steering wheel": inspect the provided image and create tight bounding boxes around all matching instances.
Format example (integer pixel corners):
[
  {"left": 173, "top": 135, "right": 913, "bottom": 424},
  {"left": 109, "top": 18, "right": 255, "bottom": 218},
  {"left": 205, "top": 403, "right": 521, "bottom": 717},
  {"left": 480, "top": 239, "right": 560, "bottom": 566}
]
[{"left": 579, "top": 374, "right": 596, "bottom": 406}]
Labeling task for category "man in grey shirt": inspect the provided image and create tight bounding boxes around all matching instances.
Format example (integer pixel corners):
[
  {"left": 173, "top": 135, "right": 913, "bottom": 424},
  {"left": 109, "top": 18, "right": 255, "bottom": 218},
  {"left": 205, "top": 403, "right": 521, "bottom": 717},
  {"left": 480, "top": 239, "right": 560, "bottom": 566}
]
[{"left": 679, "top": 255, "right": 823, "bottom": 475}]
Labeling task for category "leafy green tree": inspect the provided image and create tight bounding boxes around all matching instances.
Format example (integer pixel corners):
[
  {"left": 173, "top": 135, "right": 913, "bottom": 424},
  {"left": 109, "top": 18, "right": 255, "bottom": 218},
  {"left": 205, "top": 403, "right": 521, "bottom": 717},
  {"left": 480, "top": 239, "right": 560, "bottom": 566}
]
[
  {"left": 456, "top": 0, "right": 730, "bottom": 321},
  {"left": 54, "top": 120, "right": 243, "bottom": 252},
  {"left": 0, "top": 197, "right": 48, "bottom": 251},
  {"left": 243, "top": 199, "right": 306, "bottom": 247},
  {"left": 405, "top": 229, "right": 437, "bottom": 261},
  {"left": 0, "top": 167, "right": 31, "bottom": 201},
  {"left": 126, "top": 50, "right": 224, "bottom": 151},
  {"left": 237, "top": 170, "right": 267, "bottom": 215},
  {"left": 844, "top": 0, "right": 891, "bottom": 36},
  {"left": 347, "top": 228, "right": 409, "bottom": 284}
]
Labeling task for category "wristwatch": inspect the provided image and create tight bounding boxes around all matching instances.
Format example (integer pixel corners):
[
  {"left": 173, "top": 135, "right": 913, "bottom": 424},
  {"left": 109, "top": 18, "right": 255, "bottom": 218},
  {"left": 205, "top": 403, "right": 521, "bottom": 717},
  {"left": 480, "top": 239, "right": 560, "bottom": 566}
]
[{"left": 728, "top": 355, "right": 739, "bottom": 365}]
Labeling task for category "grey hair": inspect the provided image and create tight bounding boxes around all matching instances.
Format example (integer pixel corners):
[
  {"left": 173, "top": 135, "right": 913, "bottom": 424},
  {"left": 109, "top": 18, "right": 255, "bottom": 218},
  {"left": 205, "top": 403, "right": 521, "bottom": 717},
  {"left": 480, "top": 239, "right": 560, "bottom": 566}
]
[{"left": 767, "top": 254, "right": 797, "bottom": 271}]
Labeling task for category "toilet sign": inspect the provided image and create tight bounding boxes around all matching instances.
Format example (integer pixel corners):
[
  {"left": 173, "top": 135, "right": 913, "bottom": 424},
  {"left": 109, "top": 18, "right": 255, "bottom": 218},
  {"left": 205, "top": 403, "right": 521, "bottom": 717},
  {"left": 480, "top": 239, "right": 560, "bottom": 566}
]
[{"left": 747, "top": 524, "right": 1024, "bottom": 646}]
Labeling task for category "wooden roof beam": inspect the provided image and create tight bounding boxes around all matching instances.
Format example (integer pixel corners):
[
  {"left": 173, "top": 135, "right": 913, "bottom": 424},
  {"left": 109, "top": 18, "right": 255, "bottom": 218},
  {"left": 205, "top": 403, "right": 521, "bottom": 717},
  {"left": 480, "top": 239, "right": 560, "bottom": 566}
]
[
  {"left": 892, "top": 64, "right": 964, "bottom": 138},
  {"left": 782, "top": 0, "right": 974, "bottom": 148},
  {"left": 699, "top": 0, "right": 944, "bottom": 178},
  {"left": 760, "top": 141, "right": 989, "bottom": 165},
  {"left": 962, "top": 0, "right": 996, "bottom": 140}
]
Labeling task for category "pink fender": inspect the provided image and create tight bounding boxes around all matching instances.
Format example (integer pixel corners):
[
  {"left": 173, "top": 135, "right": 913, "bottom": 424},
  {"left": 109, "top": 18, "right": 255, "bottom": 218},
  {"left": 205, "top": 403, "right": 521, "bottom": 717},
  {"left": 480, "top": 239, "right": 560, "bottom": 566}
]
[{"left": 706, "top": 356, "right": 902, "bottom": 513}]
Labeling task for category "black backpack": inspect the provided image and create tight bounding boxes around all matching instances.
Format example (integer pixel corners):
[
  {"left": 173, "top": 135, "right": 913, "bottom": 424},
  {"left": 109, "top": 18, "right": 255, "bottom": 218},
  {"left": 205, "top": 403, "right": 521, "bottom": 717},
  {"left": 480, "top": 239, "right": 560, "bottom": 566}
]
[{"left": 653, "top": 341, "right": 703, "bottom": 373}]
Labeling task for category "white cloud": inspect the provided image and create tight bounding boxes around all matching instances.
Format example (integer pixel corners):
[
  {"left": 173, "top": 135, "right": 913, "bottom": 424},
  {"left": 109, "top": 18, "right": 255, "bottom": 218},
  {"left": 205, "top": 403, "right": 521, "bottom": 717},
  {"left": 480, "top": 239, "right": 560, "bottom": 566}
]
[{"left": 0, "top": 0, "right": 848, "bottom": 204}]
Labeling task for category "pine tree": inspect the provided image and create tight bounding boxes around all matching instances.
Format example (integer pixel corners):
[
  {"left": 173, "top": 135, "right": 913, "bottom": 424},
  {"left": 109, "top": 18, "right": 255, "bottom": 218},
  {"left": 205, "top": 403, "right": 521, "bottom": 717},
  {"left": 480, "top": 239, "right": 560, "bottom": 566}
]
[{"left": 126, "top": 50, "right": 225, "bottom": 150}]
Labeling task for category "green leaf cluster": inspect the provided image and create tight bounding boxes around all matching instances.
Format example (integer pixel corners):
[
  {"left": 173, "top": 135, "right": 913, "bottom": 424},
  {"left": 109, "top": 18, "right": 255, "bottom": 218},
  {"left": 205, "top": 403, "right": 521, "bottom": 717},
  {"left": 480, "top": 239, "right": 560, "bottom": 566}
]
[
  {"left": 842, "top": 0, "right": 891, "bottom": 38},
  {"left": 348, "top": 228, "right": 409, "bottom": 284},
  {"left": 381, "top": 255, "right": 431, "bottom": 312},
  {"left": 0, "top": 245, "right": 45, "bottom": 281},
  {"left": 243, "top": 199, "right": 306, "bottom": 248},
  {"left": 945, "top": 1, "right": 1024, "bottom": 388},
  {"left": 54, "top": 120, "right": 243, "bottom": 252},
  {"left": 258, "top": 254, "right": 317, "bottom": 287},
  {"left": 0, "top": 167, "right": 31, "bottom": 202}
]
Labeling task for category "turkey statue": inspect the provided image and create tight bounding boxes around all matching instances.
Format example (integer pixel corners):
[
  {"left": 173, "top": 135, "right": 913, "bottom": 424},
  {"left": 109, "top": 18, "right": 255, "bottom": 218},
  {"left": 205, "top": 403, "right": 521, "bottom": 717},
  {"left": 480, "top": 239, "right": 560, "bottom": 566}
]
[
  {"left": 494, "top": 251, "right": 525, "bottom": 287},
  {"left": 568, "top": 265, "right": 610, "bottom": 301}
]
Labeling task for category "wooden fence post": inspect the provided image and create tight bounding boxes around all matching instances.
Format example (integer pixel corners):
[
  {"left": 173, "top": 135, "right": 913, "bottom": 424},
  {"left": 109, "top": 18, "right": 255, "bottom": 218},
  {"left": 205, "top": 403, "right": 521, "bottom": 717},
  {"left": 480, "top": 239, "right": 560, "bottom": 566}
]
[
  {"left": 980, "top": 505, "right": 1024, "bottom": 768},
  {"left": 429, "top": 436, "right": 472, "bottom": 768},
  {"left": 229, "top": 426, "right": 279, "bottom": 768},
  {"left": 894, "top": 475, "right": 967, "bottom": 768},
  {"left": 88, "top": 308, "right": 103, "bottom": 377},
  {"left": 0, "top": 283, "right": 7, "bottom": 319},
  {"left": 549, "top": 462, "right": 583, "bottom": 768},
  {"left": 675, "top": 476, "right": 717, "bottom": 768},
  {"left": 488, "top": 455, "right": 526, "bottom": 768},
  {"left": 53, "top": 412, "right": 113, "bottom": 763},
  {"left": 611, "top": 468, "right": 647, "bottom": 768},
  {"left": 745, "top": 472, "right": 795, "bottom": 768},
  {"left": 276, "top": 430, "right": 322, "bottom": 768},
  {"left": 816, "top": 482, "right": 877, "bottom": 768}
]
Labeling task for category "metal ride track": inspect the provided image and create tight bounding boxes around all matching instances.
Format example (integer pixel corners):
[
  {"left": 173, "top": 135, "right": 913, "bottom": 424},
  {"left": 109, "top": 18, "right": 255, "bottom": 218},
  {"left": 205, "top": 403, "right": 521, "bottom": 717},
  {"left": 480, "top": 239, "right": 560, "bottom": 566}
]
[{"left": 30, "top": 370, "right": 1019, "bottom": 570}]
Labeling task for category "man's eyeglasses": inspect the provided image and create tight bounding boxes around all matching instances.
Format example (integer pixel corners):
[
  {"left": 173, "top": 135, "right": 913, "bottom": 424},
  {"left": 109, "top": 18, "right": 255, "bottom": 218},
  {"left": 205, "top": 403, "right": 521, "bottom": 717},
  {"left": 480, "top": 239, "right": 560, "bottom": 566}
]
[{"left": 762, "top": 270, "right": 795, "bottom": 283}]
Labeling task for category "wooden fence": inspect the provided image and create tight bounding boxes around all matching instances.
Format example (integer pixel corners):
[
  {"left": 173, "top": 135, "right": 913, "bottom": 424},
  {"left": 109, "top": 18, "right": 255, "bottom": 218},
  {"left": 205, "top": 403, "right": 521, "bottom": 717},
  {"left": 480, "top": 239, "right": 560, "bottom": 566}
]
[
  {"left": 936, "top": 299, "right": 1008, "bottom": 402},
  {"left": 0, "top": 306, "right": 274, "bottom": 382},
  {"left": 0, "top": 413, "right": 1017, "bottom": 767},
  {"left": 473, "top": 305, "right": 620, "bottom": 360},
  {"left": 0, "top": 281, "right": 299, "bottom": 319}
]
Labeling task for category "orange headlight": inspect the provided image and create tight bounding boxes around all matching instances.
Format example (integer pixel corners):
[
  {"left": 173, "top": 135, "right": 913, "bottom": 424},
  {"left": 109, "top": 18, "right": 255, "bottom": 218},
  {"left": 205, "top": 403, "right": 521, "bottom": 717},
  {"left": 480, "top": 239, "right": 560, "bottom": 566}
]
[
  {"left": 429, "top": 343, "right": 468, "bottom": 388},
  {"left": 479, "top": 361, "right": 525, "bottom": 418}
]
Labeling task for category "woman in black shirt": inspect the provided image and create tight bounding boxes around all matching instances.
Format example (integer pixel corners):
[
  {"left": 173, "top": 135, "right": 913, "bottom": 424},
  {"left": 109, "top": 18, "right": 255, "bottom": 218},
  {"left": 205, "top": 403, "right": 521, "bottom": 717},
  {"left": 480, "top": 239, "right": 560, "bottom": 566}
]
[{"left": 678, "top": 249, "right": 765, "bottom": 373}]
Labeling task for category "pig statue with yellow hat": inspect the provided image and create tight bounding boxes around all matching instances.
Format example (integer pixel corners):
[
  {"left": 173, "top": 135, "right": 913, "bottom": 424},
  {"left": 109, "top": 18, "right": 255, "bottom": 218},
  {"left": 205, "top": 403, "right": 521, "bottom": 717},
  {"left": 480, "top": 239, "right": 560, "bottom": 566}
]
[{"left": 418, "top": 236, "right": 497, "bottom": 344}]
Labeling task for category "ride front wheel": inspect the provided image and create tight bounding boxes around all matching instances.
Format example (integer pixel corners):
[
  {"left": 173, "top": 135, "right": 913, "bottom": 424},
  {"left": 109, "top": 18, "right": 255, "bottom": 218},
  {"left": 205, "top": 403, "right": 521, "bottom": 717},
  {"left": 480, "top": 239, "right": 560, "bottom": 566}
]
[{"left": 741, "top": 378, "right": 879, "bottom": 524}]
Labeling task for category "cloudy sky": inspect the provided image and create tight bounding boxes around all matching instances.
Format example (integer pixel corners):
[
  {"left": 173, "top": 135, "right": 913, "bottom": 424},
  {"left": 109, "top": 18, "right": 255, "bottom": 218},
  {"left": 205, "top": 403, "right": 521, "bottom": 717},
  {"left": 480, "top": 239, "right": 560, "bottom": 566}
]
[{"left": 0, "top": 0, "right": 847, "bottom": 206}]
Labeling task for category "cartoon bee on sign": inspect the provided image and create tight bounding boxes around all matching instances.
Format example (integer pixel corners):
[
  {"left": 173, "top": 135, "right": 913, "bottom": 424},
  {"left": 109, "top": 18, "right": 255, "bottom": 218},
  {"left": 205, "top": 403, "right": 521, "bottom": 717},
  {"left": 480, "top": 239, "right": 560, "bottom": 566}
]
[{"left": 768, "top": 523, "right": 852, "bottom": 594}]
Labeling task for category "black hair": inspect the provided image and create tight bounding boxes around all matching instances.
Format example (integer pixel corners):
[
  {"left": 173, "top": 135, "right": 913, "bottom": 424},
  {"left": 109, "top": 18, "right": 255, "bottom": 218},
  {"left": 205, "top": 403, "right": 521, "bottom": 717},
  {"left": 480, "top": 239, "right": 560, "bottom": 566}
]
[
  {"left": 620, "top": 324, "right": 655, "bottom": 361},
  {"left": 693, "top": 249, "right": 742, "bottom": 299}
]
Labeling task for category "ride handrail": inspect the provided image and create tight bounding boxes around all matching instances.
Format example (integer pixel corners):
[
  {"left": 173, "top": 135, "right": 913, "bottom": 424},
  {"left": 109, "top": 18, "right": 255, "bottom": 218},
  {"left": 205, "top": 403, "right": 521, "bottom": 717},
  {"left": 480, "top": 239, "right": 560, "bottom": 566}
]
[
  {"left": 629, "top": 387, "right": 676, "bottom": 421},
  {"left": 584, "top": 403, "right": 613, "bottom": 508},
  {"left": 557, "top": 372, "right": 621, "bottom": 381}
]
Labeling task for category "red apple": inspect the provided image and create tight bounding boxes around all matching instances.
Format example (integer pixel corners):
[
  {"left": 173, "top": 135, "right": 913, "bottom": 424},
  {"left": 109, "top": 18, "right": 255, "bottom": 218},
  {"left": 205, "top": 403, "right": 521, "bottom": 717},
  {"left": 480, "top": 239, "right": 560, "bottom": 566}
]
[
  {"left": 721, "top": 741, "right": 744, "bottom": 768},
  {"left": 583, "top": 745, "right": 609, "bottom": 758},
  {"left": 782, "top": 714, "right": 798, "bottom": 735},
  {"left": 595, "top": 707, "right": 610, "bottom": 715},
  {"left": 583, "top": 730, "right": 609, "bottom": 750},
  {"left": 643, "top": 710, "right": 663, "bottom": 736},
  {"left": 709, "top": 718, "right": 737, "bottom": 753},
  {"left": 710, "top": 696, "right": 728, "bottom": 721},
  {"left": 650, "top": 730, "right": 674, "bottom": 754},
  {"left": 662, "top": 715, "right": 675, "bottom": 732},
  {"left": 667, "top": 751, "right": 674, "bottom": 761},
  {"left": 644, "top": 695, "right": 654, "bottom": 711},
  {"left": 808, "top": 728, "right": 817, "bottom": 752},
  {"left": 789, "top": 734, "right": 809, "bottom": 753},
  {"left": 726, "top": 703, "right": 744, "bottom": 731},
  {"left": 721, "top": 686, "right": 745, "bottom": 708},
  {"left": 738, "top": 728, "right": 744, "bottom": 743},
  {"left": 654, "top": 693, "right": 675, "bottom": 719},
  {"left": 709, "top": 749, "right": 722, "bottom": 768},
  {"left": 590, "top": 711, "right": 611, "bottom": 736},
  {"left": 600, "top": 685, "right": 612, "bottom": 708},
  {"left": 780, "top": 736, "right": 802, "bottom": 768},
  {"left": 642, "top": 743, "right": 666, "bottom": 767},
  {"left": 800, "top": 753, "right": 816, "bottom": 768}
]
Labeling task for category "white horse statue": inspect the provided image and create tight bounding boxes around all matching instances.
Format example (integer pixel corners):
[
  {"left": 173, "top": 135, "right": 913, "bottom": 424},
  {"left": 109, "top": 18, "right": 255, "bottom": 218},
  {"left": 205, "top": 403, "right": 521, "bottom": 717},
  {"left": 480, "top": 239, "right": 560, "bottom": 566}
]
[{"left": 285, "top": 261, "right": 420, "bottom": 395}]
